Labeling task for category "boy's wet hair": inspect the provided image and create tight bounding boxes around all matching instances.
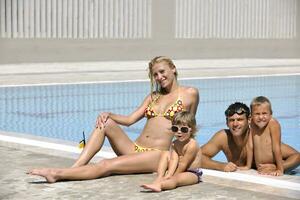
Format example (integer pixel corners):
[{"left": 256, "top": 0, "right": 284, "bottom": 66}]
[
  {"left": 225, "top": 102, "right": 250, "bottom": 119},
  {"left": 172, "top": 111, "right": 197, "bottom": 138},
  {"left": 250, "top": 96, "right": 273, "bottom": 114}
]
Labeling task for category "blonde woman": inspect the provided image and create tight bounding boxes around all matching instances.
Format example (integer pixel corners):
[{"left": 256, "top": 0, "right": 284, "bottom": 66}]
[{"left": 28, "top": 56, "right": 199, "bottom": 183}]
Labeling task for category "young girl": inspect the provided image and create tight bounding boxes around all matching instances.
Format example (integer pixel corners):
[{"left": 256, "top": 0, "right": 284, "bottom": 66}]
[{"left": 141, "top": 111, "right": 202, "bottom": 192}]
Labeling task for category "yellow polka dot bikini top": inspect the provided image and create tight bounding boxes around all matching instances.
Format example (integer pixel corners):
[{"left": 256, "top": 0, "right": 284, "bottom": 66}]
[{"left": 144, "top": 94, "right": 184, "bottom": 120}]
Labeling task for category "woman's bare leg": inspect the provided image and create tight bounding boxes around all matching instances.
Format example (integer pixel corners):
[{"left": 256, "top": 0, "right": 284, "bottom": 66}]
[
  {"left": 29, "top": 150, "right": 162, "bottom": 183},
  {"left": 72, "top": 128, "right": 103, "bottom": 167},
  {"left": 72, "top": 119, "right": 135, "bottom": 167},
  {"left": 28, "top": 164, "right": 105, "bottom": 183}
]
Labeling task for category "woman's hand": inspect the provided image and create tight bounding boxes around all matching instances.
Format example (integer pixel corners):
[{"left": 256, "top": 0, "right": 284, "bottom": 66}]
[{"left": 96, "top": 112, "right": 110, "bottom": 129}]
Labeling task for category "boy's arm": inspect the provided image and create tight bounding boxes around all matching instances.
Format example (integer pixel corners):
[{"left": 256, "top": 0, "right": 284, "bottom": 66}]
[
  {"left": 201, "top": 131, "right": 237, "bottom": 172},
  {"left": 174, "top": 141, "right": 199, "bottom": 174},
  {"left": 270, "top": 119, "right": 284, "bottom": 175}
]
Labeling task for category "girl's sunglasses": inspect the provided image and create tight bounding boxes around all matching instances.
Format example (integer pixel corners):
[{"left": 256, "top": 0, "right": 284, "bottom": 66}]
[{"left": 171, "top": 125, "right": 190, "bottom": 133}]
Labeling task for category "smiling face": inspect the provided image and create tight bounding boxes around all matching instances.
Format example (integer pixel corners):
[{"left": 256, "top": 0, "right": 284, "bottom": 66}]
[
  {"left": 226, "top": 113, "right": 250, "bottom": 137},
  {"left": 251, "top": 102, "right": 272, "bottom": 129},
  {"left": 148, "top": 56, "right": 177, "bottom": 93},
  {"left": 151, "top": 61, "right": 176, "bottom": 90}
]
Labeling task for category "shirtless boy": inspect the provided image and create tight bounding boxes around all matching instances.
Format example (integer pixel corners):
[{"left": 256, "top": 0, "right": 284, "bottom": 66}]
[
  {"left": 201, "top": 102, "right": 253, "bottom": 172},
  {"left": 251, "top": 96, "right": 300, "bottom": 176}
]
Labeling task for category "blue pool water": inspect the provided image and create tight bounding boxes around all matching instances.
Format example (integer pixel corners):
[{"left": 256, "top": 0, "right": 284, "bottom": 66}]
[{"left": 0, "top": 75, "right": 299, "bottom": 167}]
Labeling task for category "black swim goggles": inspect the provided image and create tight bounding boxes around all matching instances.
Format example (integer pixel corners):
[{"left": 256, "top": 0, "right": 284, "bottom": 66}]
[
  {"left": 171, "top": 125, "right": 190, "bottom": 133},
  {"left": 225, "top": 108, "right": 246, "bottom": 117}
]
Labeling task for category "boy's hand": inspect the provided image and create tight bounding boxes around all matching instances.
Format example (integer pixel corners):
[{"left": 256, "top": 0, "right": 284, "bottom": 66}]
[
  {"left": 269, "top": 170, "right": 283, "bottom": 176},
  {"left": 257, "top": 163, "right": 276, "bottom": 174},
  {"left": 257, "top": 164, "right": 283, "bottom": 176},
  {"left": 224, "top": 162, "right": 237, "bottom": 172}
]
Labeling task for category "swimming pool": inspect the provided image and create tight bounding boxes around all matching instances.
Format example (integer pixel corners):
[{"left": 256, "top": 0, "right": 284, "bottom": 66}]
[{"left": 0, "top": 75, "right": 299, "bottom": 163}]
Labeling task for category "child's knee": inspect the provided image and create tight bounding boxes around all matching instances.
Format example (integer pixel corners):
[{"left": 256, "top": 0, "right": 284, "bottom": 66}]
[{"left": 160, "top": 151, "right": 170, "bottom": 160}]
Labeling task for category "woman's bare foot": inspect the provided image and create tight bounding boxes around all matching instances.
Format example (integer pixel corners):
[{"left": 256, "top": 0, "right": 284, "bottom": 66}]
[
  {"left": 27, "top": 168, "right": 59, "bottom": 183},
  {"left": 141, "top": 183, "right": 162, "bottom": 192}
]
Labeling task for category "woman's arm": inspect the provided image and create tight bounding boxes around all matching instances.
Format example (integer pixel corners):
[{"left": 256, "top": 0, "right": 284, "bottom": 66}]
[
  {"left": 96, "top": 94, "right": 152, "bottom": 127},
  {"left": 270, "top": 119, "right": 284, "bottom": 175},
  {"left": 186, "top": 87, "right": 199, "bottom": 116}
]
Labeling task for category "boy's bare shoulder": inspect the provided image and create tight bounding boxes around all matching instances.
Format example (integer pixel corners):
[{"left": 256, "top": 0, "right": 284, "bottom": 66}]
[
  {"left": 268, "top": 117, "right": 281, "bottom": 131},
  {"left": 268, "top": 117, "right": 281, "bottom": 127},
  {"left": 269, "top": 117, "right": 280, "bottom": 124}
]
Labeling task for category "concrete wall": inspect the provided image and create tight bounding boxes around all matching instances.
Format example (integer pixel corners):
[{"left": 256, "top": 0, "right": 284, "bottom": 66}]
[{"left": 0, "top": 0, "right": 299, "bottom": 64}]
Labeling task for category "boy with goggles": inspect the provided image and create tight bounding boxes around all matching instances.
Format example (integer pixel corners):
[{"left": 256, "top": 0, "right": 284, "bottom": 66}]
[
  {"left": 141, "top": 111, "right": 202, "bottom": 192},
  {"left": 201, "top": 102, "right": 253, "bottom": 172}
]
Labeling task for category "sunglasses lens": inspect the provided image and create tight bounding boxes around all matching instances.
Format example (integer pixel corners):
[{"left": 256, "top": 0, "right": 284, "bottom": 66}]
[
  {"left": 171, "top": 126, "right": 189, "bottom": 133},
  {"left": 171, "top": 126, "right": 179, "bottom": 132},
  {"left": 180, "top": 127, "right": 189, "bottom": 133}
]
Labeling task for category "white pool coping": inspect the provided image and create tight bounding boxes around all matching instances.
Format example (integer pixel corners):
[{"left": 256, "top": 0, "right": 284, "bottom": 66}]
[{"left": 1, "top": 133, "right": 299, "bottom": 192}]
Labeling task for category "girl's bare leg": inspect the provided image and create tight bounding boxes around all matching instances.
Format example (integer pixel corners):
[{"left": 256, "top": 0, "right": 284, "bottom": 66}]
[
  {"left": 142, "top": 172, "right": 198, "bottom": 192},
  {"left": 156, "top": 151, "right": 170, "bottom": 178},
  {"left": 160, "top": 172, "right": 198, "bottom": 191},
  {"left": 141, "top": 151, "right": 169, "bottom": 189},
  {"left": 29, "top": 150, "right": 162, "bottom": 183},
  {"left": 72, "top": 119, "right": 135, "bottom": 167}
]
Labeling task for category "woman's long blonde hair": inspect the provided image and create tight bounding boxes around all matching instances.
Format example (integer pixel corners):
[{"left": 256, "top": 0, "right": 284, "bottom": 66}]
[{"left": 148, "top": 56, "right": 178, "bottom": 96}]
